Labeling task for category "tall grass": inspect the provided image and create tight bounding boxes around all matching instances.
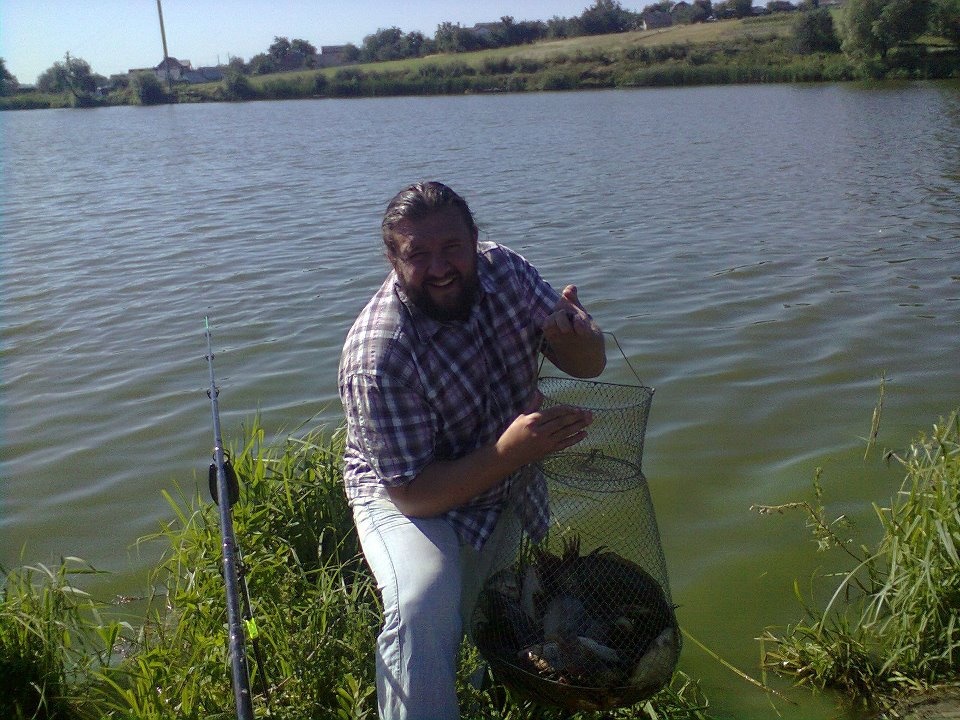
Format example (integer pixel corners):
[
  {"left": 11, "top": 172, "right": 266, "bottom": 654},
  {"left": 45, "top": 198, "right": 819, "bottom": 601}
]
[
  {"left": 1, "top": 560, "right": 117, "bottom": 720},
  {"left": 2, "top": 419, "right": 713, "bottom": 719},
  {"left": 758, "top": 410, "right": 960, "bottom": 713}
]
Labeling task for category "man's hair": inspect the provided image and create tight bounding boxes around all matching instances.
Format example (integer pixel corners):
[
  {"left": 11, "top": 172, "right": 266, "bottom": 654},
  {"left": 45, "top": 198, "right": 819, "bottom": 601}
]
[{"left": 381, "top": 181, "right": 478, "bottom": 256}]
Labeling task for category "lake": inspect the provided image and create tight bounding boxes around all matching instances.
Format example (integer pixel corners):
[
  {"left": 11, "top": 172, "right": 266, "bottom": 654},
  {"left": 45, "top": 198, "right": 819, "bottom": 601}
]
[{"left": 2, "top": 82, "right": 959, "bottom": 719}]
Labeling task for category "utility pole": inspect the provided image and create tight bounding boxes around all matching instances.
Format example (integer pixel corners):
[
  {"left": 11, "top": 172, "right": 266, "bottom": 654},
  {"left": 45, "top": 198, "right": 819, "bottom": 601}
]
[{"left": 156, "top": 0, "right": 172, "bottom": 90}]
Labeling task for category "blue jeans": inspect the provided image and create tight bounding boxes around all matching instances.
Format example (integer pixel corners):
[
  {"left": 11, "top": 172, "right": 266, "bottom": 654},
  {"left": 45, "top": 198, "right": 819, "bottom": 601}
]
[{"left": 351, "top": 496, "right": 517, "bottom": 720}]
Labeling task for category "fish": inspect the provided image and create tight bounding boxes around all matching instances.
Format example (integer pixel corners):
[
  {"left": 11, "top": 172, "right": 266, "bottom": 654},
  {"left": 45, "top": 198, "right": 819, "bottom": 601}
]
[
  {"left": 525, "top": 634, "right": 625, "bottom": 687},
  {"left": 542, "top": 595, "right": 586, "bottom": 641},
  {"left": 519, "top": 562, "right": 544, "bottom": 623},
  {"left": 628, "top": 625, "right": 679, "bottom": 693}
]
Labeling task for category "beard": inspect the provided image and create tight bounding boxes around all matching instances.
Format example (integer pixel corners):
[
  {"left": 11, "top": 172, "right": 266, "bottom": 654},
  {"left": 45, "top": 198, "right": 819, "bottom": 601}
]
[{"left": 405, "top": 269, "right": 480, "bottom": 322}]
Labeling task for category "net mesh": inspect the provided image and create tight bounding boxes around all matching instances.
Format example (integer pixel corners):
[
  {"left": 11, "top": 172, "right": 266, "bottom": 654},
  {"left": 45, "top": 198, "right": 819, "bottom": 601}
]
[{"left": 471, "top": 376, "right": 679, "bottom": 711}]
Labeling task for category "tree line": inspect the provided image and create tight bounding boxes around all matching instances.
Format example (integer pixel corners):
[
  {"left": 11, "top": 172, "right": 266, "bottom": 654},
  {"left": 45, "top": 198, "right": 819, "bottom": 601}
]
[{"left": 1, "top": 0, "right": 958, "bottom": 106}]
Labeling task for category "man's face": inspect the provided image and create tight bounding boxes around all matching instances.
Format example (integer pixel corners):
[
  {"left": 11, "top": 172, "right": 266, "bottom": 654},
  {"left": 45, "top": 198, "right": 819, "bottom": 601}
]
[{"left": 389, "top": 206, "right": 479, "bottom": 322}]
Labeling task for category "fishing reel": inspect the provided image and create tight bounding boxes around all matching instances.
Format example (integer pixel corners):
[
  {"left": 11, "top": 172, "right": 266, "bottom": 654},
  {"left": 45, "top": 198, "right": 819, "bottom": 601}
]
[{"left": 209, "top": 451, "right": 240, "bottom": 507}]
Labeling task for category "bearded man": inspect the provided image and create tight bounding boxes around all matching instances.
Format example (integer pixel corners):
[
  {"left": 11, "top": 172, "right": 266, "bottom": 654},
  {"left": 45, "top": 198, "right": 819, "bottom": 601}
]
[{"left": 339, "top": 181, "right": 605, "bottom": 719}]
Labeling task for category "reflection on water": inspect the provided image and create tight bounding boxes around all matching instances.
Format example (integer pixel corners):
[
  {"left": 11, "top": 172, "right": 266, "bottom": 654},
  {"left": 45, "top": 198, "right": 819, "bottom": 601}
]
[{"left": 2, "top": 81, "right": 958, "bottom": 719}]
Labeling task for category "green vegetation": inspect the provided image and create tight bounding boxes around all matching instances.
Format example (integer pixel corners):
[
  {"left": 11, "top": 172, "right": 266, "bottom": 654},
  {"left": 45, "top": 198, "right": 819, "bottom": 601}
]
[
  {"left": 131, "top": 72, "right": 169, "bottom": 106},
  {"left": 5, "top": 402, "right": 960, "bottom": 717},
  {"left": 4, "top": 0, "right": 959, "bottom": 111},
  {"left": 757, "top": 409, "right": 960, "bottom": 715},
  {"left": 1, "top": 420, "right": 712, "bottom": 719}
]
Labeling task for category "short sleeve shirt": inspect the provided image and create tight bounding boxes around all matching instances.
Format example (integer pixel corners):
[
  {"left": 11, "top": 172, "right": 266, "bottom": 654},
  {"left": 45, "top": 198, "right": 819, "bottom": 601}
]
[{"left": 338, "top": 241, "right": 560, "bottom": 549}]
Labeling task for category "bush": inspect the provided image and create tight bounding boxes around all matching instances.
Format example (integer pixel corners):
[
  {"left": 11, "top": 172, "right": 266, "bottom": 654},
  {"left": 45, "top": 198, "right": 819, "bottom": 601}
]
[
  {"left": 222, "top": 68, "right": 258, "bottom": 100},
  {"left": 793, "top": 9, "right": 841, "bottom": 53},
  {"left": 538, "top": 69, "right": 578, "bottom": 91},
  {"left": 131, "top": 72, "right": 167, "bottom": 105},
  {"left": 481, "top": 56, "right": 516, "bottom": 74},
  {"left": 330, "top": 68, "right": 367, "bottom": 97}
]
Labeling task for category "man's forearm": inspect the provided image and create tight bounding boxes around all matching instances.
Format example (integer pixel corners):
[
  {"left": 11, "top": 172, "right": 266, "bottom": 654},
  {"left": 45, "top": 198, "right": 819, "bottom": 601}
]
[
  {"left": 545, "top": 328, "right": 607, "bottom": 378},
  {"left": 385, "top": 443, "right": 517, "bottom": 518},
  {"left": 385, "top": 401, "right": 594, "bottom": 517}
]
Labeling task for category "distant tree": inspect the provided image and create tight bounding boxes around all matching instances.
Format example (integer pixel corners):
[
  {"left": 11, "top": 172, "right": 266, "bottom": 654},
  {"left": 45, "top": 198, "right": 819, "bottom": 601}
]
[
  {"left": 731, "top": 0, "right": 755, "bottom": 17},
  {"left": 579, "top": 0, "right": 640, "bottom": 34},
  {"left": 489, "top": 16, "right": 548, "bottom": 46},
  {"left": 269, "top": 36, "right": 292, "bottom": 59},
  {"left": 515, "top": 19, "right": 549, "bottom": 43},
  {"left": 0, "top": 57, "right": 19, "bottom": 96},
  {"left": 342, "top": 44, "right": 361, "bottom": 62},
  {"left": 132, "top": 71, "right": 167, "bottom": 104},
  {"left": 227, "top": 55, "right": 247, "bottom": 74},
  {"left": 36, "top": 53, "right": 97, "bottom": 100},
  {"left": 794, "top": 7, "right": 841, "bottom": 52},
  {"left": 767, "top": 0, "right": 797, "bottom": 11},
  {"left": 841, "top": 0, "right": 931, "bottom": 58},
  {"left": 713, "top": 0, "right": 738, "bottom": 18},
  {"left": 672, "top": 2, "right": 698, "bottom": 23},
  {"left": 434, "top": 22, "right": 488, "bottom": 53},
  {"left": 36, "top": 61, "right": 69, "bottom": 93},
  {"left": 931, "top": 0, "right": 960, "bottom": 44},
  {"left": 398, "top": 31, "right": 431, "bottom": 58},
  {"left": 108, "top": 73, "right": 130, "bottom": 89},
  {"left": 546, "top": 15, "right": 578, "bottom": 38},
  {"left": 361, "top": 27, "right": 405, "bottom": 62},
  {"left": 693, "top": 0, "right": 713, "bottom": 20},
  {"left": 873, "top": 0, "right": 931, "bottom": 48},
  {"left": 248, "top": 52, "right": 277, "bottom": 75},
  {"left": 290, "top": 38, "right": 318, "bottom": 57}
]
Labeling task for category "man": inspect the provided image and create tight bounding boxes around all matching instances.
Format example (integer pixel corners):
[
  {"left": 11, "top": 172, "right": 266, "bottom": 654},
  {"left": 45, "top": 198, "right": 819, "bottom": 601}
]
[{"left": 338, "top": 181, "right": 605, "bottom": 719}]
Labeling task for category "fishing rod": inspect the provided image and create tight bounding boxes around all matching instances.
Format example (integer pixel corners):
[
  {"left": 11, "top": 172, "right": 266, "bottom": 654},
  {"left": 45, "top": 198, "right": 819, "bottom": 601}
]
[{"left": 204, "top": 317, "right": 255, "bottom": 720}]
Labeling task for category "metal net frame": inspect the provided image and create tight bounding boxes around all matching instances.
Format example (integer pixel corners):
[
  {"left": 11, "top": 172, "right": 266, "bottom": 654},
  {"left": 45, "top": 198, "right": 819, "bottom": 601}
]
[{"left": 471, "top": 345, "right": 679, "bottom": 711}]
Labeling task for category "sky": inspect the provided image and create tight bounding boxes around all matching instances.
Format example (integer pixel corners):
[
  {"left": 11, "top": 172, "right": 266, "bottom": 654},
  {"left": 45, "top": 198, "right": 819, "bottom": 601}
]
[{"left": 0, "top": 1, "right": 607, "bottom": 85}]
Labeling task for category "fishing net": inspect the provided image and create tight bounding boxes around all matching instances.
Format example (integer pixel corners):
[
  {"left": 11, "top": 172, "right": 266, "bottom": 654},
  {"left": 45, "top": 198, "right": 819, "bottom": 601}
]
[{"left": 471, "top": 348, "right": 679, "bottom": 711}]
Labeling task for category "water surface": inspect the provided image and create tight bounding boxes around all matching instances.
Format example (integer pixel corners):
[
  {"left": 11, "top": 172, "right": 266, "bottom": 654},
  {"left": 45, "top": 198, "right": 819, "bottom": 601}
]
[{"left": 3, "top": 82, "right": 959, "bottom": 719}]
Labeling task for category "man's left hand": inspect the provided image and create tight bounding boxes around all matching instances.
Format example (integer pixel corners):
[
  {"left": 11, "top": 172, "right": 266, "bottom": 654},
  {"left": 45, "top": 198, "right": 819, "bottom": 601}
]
[
  {"left": 543, "top": 285, "right": 600, "bottom": 342},
  {"left": 540, "top": 285, "right": 606, "bottom": 378}
]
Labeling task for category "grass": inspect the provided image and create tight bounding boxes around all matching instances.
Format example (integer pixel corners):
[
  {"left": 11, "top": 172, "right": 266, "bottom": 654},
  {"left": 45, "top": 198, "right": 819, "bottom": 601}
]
[
  {"left": 756, "top": 408, "right": 960, "bottom": 715},
  {"left": 7, "top": 405, "right": 959, "bottom": 717},
  {"left": 1, "top": 418, "right": 714, "bottom": 719}
]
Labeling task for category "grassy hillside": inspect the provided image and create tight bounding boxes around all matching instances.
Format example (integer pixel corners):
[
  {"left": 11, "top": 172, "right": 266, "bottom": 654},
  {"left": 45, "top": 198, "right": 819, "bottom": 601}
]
[{"left": 3, "top": 13, "right": 958, "bottom": 109}]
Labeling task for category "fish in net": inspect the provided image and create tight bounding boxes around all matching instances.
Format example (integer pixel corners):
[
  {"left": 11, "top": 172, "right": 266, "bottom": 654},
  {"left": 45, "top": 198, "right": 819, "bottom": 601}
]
[{"left": 473, "top": 534, "right": 680, "bottom": 711}]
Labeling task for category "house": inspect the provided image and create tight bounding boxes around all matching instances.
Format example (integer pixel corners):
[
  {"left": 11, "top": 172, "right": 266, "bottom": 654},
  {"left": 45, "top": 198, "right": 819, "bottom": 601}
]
[
  {"left": 318, "top": 45, "right": 348, "bottom": 67},
  {"left": 153, "top": 57, "right": 192, "bottom": 82},
  {"left": 181, "top": 66, "right": 224, "bottom": 84},
  {"left": 641, "top": 9, "right": 673, "bottom": 30},
  {"left": 470, "top": 22, "right": 502, "bottom": 41}
]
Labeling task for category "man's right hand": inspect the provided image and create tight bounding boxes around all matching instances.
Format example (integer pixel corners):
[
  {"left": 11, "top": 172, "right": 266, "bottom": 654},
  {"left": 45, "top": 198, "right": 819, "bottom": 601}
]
[{"left": 495, "top": 394, "right": 593, "bottom": 469}]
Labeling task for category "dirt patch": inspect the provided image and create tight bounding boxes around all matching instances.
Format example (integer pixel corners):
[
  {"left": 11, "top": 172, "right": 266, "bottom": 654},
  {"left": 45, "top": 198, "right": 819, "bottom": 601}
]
[{"left": 891, "top": 688, "right": 960, "bottom": 720}]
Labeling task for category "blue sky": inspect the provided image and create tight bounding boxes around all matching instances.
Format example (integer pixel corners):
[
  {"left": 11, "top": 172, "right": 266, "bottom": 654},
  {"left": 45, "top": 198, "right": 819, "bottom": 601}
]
[{"left": 1, "top": 1, "right": 606, "bottom": 84}]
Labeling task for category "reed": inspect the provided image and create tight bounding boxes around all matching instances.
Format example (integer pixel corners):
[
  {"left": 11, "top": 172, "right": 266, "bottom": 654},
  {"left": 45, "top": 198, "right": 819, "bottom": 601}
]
[{"left": 757, "top": 409, "right": 960, "bottom": 713}]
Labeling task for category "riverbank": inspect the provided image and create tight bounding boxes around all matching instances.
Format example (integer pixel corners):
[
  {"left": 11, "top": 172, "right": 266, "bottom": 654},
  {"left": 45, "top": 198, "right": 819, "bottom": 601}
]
[
  {"left": 3, "top": 410, "right": 959, "bottom": 718},
  {"left": 4, "top": 14, "right": 958, "bottom": 110}
]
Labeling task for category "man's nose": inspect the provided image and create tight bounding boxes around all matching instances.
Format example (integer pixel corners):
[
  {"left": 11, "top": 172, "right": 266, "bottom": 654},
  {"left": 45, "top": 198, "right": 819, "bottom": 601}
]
[{"left": 427, "top": 253, "right": 452, "bottom": 275}]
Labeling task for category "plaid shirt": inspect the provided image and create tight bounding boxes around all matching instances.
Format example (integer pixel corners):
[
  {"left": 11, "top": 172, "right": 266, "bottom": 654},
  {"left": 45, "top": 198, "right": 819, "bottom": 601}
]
[{"left": 339, "top": 242, "right": 560, "bottom": 550}]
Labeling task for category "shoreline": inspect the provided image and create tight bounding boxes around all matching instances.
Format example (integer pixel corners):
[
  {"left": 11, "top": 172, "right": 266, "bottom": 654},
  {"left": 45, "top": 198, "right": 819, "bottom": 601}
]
[{"left": 5, "top": 16, "right": 958, "bottom": 110}]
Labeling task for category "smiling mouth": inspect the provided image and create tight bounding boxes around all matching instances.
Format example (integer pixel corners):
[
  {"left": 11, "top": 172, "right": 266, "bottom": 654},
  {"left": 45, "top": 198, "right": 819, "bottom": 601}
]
[{"left": 427, "top": 276, "right": 458, "bottom": 289}]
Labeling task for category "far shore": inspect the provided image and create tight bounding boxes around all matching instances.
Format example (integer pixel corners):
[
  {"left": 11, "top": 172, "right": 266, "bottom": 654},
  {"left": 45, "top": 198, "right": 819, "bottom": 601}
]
[{"left": 4, "top": 15, "right": 959, "bottom": 111}]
